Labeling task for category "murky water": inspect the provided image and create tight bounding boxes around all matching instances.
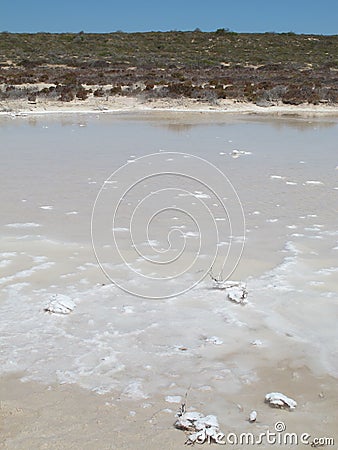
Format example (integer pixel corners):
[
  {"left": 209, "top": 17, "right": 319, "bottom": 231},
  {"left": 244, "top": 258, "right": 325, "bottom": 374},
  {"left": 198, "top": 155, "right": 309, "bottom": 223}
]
[{"left": 0, "top": 113, "right": 337, "bottom": 426}]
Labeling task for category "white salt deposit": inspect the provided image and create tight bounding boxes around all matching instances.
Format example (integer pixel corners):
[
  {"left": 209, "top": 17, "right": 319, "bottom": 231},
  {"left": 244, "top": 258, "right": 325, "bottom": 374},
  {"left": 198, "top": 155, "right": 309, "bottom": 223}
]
[
  {"left": 122, "top": 381, "right": 148, "bottom": 400},
  {"left": 204, "top": 336, "right": 223, "bottom": 345},
  {"left": 305, "top": 180, "right": 324, "bottom": 185},
  {"left": 194, "top": 193, "right": 211, "bottom": 199},
  {"left": 181, "top": 231, "right": 200, "bottom": 238},
  {"left": 44, "top": 294, "right": 75, "bottom": 315},
  {"left": 265, "top": 392, "right": 297, "bottom": 410},
  {"left": 0, "top": 260, "right": 12, "bottom": 268},
  {"left": 5, "top": 222, "right": 41, "bottom": 228},
  {"left": 270, "top": 175, "right": 285, "bottom": 180},
  {"left": 165, "top": 395, "right": 182, "bottom": 403},
  {"left": 230, "top": 150, "right": 252, "bottom": 158}
]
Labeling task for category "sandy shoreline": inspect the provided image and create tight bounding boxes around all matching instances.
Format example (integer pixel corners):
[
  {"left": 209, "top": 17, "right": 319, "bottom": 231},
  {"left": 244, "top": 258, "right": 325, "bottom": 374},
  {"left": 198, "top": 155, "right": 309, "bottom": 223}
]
[
  {"left": 1, "top": 367, "right": 337, "bottom": 449},
  {"left": 1, "top": 96, "right": 338, "bottom": 116},
  {"left": 0, "top": 378, "right": 181, "bottom": 449},
  {"left": 0, "top": 374, "right": 186, "bottom": 450}
]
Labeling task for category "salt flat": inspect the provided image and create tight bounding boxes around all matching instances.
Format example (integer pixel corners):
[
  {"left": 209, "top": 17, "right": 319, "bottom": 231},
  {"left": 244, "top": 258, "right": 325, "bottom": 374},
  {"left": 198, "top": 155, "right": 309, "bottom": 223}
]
[{"left": 0, "top": 112, "right": 337, "bottom": 448}]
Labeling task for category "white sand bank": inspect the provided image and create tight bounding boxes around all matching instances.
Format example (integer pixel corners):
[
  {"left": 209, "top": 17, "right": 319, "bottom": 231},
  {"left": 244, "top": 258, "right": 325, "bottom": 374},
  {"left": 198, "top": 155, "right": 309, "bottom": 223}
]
[{"left": 0, "top": 96, "right": 338, "bottom": 116}]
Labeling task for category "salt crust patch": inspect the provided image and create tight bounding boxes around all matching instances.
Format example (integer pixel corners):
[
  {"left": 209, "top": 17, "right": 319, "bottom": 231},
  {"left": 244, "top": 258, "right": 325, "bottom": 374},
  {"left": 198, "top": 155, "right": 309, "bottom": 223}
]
[
  {"left": 0, "top": 260, "right": 12, "bottom": 268},
  {"left": 305, "top": 180, "right": 324, "bottom": 186},
  {"left": 122, "top": 381, "right": 148, "bottom": 400},
  {"left": 270, "top": 175, "right": 285, "bottom": 180},
  {"left": 0, "top": 262, "right": 55, "bottom": 284},
  {"left": 5, "top": 222, "right": 41, "bottom": 228},
  {"left": 165, "top": 395, "right": 182, "bottom": 403}
]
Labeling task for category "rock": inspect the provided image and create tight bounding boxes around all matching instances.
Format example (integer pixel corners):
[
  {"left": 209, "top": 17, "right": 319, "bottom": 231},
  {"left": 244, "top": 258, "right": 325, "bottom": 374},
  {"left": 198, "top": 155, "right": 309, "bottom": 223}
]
[
  {"left": 226, "top": 285, "right": 248, "bottom": 304},
  {"left": 175, "top": 411, "right": 203, "bottom": 431},
  {"left": 174, "top": 409, "right": 223, "bottom": 444},
  {"left": 249, "top": 410, "right": 257, "bottom": 422},
  {"left": 44, "top": 294, "right": 75, "bottom": 315},
  {"left": 265, "top": 392, "right": 297, "bottom": 410},
  {"left": 212, "top": 279, "right": 248, "bottom": 304}
]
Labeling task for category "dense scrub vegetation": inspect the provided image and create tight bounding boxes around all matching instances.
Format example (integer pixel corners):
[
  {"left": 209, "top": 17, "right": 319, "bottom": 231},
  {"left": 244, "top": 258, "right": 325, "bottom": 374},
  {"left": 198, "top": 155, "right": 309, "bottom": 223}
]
[{"left": 0, "top": 31, "right": 337, "bottom": 105}]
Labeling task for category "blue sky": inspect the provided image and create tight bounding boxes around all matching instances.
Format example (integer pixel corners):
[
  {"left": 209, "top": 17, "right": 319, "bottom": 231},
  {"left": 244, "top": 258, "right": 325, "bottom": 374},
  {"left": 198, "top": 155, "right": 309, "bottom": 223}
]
[{"left": 1, "top": 0, "right": 337, "bottom": 35}]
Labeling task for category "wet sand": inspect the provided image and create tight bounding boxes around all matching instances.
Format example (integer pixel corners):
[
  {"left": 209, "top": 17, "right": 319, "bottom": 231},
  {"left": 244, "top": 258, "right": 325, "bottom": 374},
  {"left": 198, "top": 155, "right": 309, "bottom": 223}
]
[
  {"left": 1, "top": 369, "right": 337, "bottom": 449},
  {"left": 0, "top": 374, "right": 185, "bottom": 450},
  {"left": 0, "top": 112, "right": 337, "bottom": 448}
]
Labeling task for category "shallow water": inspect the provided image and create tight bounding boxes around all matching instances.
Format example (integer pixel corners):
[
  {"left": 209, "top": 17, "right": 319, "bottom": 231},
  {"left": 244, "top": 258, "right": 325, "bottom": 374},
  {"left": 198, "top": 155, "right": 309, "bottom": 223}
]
[{"left": 0, "top": 113, "right": 337, "bottom": 413}]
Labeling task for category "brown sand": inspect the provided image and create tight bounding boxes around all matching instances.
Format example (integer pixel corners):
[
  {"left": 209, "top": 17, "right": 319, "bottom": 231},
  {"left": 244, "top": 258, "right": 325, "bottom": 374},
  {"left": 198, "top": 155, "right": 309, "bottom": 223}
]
[{"left": 0, "top": 374, "right": 185, "bottom": 450}]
